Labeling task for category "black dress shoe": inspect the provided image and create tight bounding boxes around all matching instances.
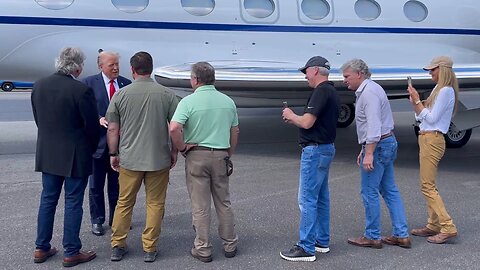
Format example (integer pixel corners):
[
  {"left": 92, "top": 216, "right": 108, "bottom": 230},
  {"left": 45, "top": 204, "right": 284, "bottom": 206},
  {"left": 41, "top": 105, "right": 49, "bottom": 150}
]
[{"left": 91, "top": 224, "right": 104, "bottom": 236}]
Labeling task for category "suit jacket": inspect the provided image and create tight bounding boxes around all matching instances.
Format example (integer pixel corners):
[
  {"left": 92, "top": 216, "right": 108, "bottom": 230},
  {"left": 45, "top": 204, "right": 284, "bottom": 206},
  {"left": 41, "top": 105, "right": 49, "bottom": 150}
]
[
  {"left": 31, "top": 72, "right": 100, "bottom": 178},
  {"left": 82, "top": 73, "right": 131, "bottom": 158}
]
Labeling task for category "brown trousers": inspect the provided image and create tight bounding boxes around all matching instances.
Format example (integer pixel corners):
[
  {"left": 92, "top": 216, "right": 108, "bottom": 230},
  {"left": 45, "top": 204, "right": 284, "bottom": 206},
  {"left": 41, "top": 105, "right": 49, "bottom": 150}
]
[
  {"left": 418, "top": 133, "right": 457, "bottom": 234},
  {"left": 111, "top": 167, "right": 169, "bottom": 252},
  {"left": 185, "top": 150, "right": 238, "bottom": 257}
]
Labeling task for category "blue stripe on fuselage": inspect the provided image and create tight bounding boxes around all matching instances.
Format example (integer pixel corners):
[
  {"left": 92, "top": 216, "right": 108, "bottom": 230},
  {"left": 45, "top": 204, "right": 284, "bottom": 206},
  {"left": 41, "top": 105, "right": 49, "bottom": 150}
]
[{"left": 0, "top": 16, "right": 479, "bottom": 35}]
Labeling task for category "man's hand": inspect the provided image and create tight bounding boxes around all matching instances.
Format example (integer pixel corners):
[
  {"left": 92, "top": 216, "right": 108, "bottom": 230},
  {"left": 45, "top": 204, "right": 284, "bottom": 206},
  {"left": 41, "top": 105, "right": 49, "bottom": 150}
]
[
  {"left": 282, "top": 108, "right": 294, "bottom": 123},
  {"left": 357, "top": 150, "right": 362, "bottom": 166},
  {"left": 180, "top": 143, "right": 197, "bottom": 158},
  {"left": 170, "top": 150, "right": 178, "bottom": 169},
  {"left": 110, "top": 156, "right": 120, "bottom": 172},
  {"left": 99, "top": 117, "right": 108, "bottom": 128},
  {"left": 362, "top": 152, "right": 374, "bottom": 171}
]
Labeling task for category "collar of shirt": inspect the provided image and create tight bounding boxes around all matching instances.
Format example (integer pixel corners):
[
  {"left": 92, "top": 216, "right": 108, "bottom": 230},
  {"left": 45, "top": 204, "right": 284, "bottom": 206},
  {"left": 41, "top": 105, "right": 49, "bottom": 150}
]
[
  {"left": 195, "top": 85, "right": 217, "bottom": 93},
  {"left": 355, "top": 79, "right": 371, "bottom": 98},
  {"left": 133, "top": 76, "right": 154, "bottom": 83},
  {"left": 102, "top": 72, "right": 117, "bottom": 89}
]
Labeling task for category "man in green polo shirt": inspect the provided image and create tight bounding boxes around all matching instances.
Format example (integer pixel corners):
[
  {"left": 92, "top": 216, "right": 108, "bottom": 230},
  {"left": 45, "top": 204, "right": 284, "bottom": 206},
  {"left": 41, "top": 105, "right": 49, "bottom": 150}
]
[
  {"left": 106, "top": 51, "right": 178, "bottom": 263},
  {"left": 169, "top": 62, "right": 239, "bottom": 263}
]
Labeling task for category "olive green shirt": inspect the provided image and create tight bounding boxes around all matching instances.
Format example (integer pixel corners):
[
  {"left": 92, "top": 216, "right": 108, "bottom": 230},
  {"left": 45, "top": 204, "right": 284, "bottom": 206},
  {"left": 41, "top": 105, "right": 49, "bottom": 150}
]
[
  {"left": 106, "top": 77, "right": 178, "bottom": 171},
  {"left": 172, "top": 85, "right": 238, "bottom": 148}
]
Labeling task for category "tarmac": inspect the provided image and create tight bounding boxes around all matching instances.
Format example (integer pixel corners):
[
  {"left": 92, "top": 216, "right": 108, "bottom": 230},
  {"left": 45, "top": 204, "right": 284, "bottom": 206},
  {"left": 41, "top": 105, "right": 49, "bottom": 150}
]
[{"left": 0, "top": 91, "right": 479, "bottom": 270}]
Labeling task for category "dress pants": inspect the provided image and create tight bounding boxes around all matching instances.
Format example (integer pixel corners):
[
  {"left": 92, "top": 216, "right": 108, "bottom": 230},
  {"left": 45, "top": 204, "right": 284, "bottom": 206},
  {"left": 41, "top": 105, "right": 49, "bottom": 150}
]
[
  {"left": 418, "top": 133, "right": 457, "bottom": 233},
  {"left": 35, "top": 172, "right": 88, "bottom": 257},
  {"left": 185, "top": 150, "right": 238, "bottom": 257},
  {"left": 88, "top": 150, "right": 119, "bottom": 226},
  {"left": 111, "top": 167, "right": 169, "bottom": 252}
]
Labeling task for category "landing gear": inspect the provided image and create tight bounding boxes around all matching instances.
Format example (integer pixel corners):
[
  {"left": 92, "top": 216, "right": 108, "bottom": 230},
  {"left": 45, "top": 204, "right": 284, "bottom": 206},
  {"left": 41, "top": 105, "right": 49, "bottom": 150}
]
[
  {"left": 445, "top": 122, "right": 472, "bottom": 148},
  {"left": 337, "top": 103, "right": 355, "bottom": 128},
  {"left": 1, "top": 81, "right": 14, "bottom": 92}
]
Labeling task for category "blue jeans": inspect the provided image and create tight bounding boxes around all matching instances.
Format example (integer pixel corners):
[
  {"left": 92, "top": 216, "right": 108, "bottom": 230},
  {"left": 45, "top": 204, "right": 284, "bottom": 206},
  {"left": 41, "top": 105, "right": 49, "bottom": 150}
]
[
  {"left": 297, "top": 143, "right": 335, "bottom": 254},
  {"left": 360, "top": 136, "right": 408, "bottom": 240},
  {"left": 35, "top": 173, "right": 88, "bottom": 257}
]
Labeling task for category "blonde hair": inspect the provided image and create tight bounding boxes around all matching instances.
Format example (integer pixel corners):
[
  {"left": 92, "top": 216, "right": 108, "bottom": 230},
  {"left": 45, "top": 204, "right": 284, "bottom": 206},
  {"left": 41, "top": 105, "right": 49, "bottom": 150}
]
[{"left": 424, "top": 65, "right": 459, "bottom": 113}]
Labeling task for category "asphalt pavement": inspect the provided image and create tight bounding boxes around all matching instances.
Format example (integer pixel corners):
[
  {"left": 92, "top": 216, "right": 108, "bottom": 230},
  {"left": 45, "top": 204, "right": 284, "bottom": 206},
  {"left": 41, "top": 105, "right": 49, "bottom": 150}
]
[{"left": 0, "top": 91, "right": 479, "bottom": 270}]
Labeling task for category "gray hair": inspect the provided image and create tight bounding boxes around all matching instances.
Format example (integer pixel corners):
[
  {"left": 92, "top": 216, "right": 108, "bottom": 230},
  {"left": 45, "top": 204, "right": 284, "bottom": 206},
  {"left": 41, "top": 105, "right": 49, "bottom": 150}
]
[
  {"left": 191, "top": 62, "right": 215, "bottom": 85},
  {"left": 55, "top": 47, "right": 85, "bottom": 75},
  {"left": 318, "top": 66, "right": 330, "bottom": 76},
  {"left": 340, "top": 59, "right": 371, "bottom": 79}
]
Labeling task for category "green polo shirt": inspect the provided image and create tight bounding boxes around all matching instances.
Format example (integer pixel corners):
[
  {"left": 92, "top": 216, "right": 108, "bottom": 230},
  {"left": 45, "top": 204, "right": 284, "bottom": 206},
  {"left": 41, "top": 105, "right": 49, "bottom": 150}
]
[
  {"left": 106, "top": 77, "right": 178, "bottom": 171},
  {"left": 172, "top": 85, "right": 238, "bottom": 149}
]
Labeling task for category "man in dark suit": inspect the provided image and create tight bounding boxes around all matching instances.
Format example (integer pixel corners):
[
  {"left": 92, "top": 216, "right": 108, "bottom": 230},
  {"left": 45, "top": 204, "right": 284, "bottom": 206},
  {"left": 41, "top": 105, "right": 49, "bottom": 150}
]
[
  {"left": 82, "top": 51, "right": 131, "bottom": 236},
  {"left": 31, "top": 47, "right": 100, "bottom": 267}
]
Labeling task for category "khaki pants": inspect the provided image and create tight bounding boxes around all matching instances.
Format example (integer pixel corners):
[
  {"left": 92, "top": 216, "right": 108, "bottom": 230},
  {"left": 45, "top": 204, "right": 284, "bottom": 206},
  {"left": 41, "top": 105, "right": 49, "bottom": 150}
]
[
  {"left": 111, "top": 167, "right": 169, "bottom": 252},
  {"left": 418, "top": 133, "right": 457, "bottom": 234},
  {"left": 186, "top": 150, "right": 238, "bottom": 257}
]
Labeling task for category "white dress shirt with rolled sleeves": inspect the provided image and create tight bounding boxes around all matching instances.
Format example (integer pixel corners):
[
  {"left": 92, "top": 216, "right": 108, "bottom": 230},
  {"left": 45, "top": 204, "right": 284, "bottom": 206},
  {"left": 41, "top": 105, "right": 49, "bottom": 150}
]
[
  {"left": 355, "top": 79, "right": 395, "bottom": 145},
  {"left": 415, "top": 86, "right": 455, "bottom": 134}
]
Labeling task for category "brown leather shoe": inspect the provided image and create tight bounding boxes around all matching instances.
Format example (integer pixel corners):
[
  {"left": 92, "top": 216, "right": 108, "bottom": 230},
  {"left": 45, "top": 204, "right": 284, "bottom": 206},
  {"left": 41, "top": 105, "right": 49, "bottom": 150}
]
[
  {"left": 381, "top": 236, "right": 412, "bottom": 248},
  {"left": 62, "top": 250, "right": 96, "bottom": 267},
  {"left": 347, "top": 236, "right": 382, "bottom": 249},
  {"left": 34, "top": 247, "right": 58, "bottom": 263},
  {"left": 411, "top": 227, "right": 439, "bottom": 237},
  {"left": 427, "top": 232, "right": 457, "bottom": 244}
]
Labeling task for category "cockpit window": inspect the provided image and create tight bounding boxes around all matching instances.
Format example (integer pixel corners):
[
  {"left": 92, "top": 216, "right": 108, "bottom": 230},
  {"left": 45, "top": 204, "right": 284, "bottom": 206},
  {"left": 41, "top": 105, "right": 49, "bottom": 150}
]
[
  {"left": 112, "top": 0, "right": 148, "bottom": 13},
  {"left": 35, "top": 0, "right": 74, "bottom": 10},
  {"left": 354, "top": 0, "right": 381, "bottom": 21},
  {"left": 181, "top": 0, "right": 215, "bottom": 16},
  {"left": 404, "top": 1, "right": 428, "bottom": 22},
  {"left": 244, "top": 0, "right": 275, "bottom": 18},
  {"left": 301, "top": 0, "right": 330, "bottom": 20}
]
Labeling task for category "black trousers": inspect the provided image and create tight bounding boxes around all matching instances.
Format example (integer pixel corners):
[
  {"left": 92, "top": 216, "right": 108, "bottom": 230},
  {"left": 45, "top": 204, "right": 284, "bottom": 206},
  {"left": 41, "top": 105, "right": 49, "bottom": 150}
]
[{"left": 88, "top": 149, "right": 119, "bottom": 225}]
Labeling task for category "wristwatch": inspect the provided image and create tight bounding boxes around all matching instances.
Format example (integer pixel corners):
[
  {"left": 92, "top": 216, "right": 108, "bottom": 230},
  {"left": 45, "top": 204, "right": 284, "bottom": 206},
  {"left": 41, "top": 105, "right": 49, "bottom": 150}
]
[
  {"left": 109, "top": 153, "right": 118, "bottom": 157},
  {"left": 415, "top": 100, "right": 421, "bottom": 105}
]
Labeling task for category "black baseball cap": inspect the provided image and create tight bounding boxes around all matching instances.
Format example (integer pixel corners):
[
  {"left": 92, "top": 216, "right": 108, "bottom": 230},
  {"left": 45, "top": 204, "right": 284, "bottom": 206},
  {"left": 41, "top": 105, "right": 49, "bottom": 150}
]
[{"left": 299, "top": 56, "right": 331, "bottom": 74}]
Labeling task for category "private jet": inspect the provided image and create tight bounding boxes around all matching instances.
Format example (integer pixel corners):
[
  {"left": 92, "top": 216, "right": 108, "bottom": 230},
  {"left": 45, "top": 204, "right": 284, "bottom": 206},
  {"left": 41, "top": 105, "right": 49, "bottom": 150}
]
[{"left": 0, "top": 0, "right": 479, "bottom": 147}]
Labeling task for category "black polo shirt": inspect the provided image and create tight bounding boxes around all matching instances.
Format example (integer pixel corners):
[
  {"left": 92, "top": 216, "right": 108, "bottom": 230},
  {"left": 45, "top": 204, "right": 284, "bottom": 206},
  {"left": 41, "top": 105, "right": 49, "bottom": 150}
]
[{"left": 298, "top": 81, "right": 340, "bottom": 145}]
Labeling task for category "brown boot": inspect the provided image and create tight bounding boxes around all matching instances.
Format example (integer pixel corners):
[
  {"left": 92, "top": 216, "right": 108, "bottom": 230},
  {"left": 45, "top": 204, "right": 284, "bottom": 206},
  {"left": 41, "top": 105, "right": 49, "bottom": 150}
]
[
  {"left": 381, "top": 236, "right": 412, "bottom": 248},
  {"left": 34, "top": 247, "right": 58, "bottom": 263},
  {"left": 427, "top": 232, "right": 457, "bottom": 244},
  {"left": 347, "top": 236, "right": 382, "bottom": 249},
  {"left": 411, "top": 227, "right": 439, "bottom": 237}
]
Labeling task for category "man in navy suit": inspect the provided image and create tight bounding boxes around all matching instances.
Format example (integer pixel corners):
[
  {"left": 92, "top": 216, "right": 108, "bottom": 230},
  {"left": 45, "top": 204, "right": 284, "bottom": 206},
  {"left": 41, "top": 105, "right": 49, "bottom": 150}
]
[{"left": 82, "top": 51, "right": 131, "bottom": 236}]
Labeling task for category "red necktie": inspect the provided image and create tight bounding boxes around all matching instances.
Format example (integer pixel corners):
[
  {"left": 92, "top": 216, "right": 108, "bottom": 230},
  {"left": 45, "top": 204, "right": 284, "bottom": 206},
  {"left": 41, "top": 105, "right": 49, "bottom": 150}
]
[{"left": 109, "top": 80, "right": 115, "bottom": 101}]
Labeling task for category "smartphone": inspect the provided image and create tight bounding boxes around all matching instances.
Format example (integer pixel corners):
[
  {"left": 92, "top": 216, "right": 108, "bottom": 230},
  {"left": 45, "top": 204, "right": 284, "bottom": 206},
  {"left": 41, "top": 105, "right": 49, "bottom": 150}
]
[
  {"left": 407, "top": 76, "right": 412, "bottom": 86},
  {"left": 282, "top": 101, "right": 288, "bottom": 108}
]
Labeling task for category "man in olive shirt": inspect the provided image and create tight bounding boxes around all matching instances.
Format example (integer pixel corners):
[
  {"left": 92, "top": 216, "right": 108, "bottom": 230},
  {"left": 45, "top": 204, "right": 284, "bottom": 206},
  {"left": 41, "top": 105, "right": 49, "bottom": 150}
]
[
  {"left": 170, "top": 62, "right": 239, "bottom": 263},
  {"left": 106, "top": 51, "right": 178, "bottom": 263}
]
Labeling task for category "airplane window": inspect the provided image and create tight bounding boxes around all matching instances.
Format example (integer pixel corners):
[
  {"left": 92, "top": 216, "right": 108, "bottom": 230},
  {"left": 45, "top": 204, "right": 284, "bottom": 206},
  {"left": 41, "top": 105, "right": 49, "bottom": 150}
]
[
  {"left": 181, "top": 0, "right": 215, "bottom": 16},
  {"left": 301, "top": 0, "right": 330, "bottom": 20},
  {"left": 35, "top": 0, "right": 74, "bottom": 10},
  {"left": 404, "top": 1, "right": 428, "bottom": 22},
  {"left": 244, "top": 0, "right": 275, "bottom": 18},
  {"left": 354, "top": 0, "right": 381, "bottom": 21},
  {"left": 112, "top": 0, "right": 148, "bottom": 13}
]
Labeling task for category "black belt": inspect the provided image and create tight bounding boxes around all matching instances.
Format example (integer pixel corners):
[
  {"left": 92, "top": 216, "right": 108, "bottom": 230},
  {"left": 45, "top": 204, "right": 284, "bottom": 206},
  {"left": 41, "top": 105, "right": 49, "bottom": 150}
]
[
  {"left": 299, "top": 142, "right": 319, "bottom": 148},
  {"left": 190, "top": 146, "right": 228, "bottom": 152}
]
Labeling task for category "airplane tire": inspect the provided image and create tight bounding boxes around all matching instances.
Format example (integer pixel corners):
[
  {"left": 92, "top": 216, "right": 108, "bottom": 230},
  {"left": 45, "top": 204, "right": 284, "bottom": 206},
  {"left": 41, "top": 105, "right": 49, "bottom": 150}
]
[
  {"left": 444, "top": 123, "right": 472, "bottom": 148},
  {"left": 1, "top": 81, "right": 14, "bottom": 92},
  {"left": 337, "top": 103, "right": 355, "bottom": 128}
]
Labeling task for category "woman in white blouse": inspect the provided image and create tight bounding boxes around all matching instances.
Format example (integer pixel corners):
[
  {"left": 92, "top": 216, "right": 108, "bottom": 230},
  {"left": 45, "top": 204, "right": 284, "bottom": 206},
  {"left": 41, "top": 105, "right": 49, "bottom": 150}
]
[{"left": 407, "top": 56, "right": 458, "bottom": 244}]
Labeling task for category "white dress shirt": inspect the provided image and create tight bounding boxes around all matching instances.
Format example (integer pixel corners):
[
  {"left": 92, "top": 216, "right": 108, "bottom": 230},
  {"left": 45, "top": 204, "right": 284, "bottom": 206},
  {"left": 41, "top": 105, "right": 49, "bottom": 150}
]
[
  {"left": 415, "top": 86, "right": 455, "bottom": 134},
  {"left": 355, "top": 79, "right": 395, "bottom": 144},
  {"left": 102, "top": 72, "right": 119, "bottom": 100}
]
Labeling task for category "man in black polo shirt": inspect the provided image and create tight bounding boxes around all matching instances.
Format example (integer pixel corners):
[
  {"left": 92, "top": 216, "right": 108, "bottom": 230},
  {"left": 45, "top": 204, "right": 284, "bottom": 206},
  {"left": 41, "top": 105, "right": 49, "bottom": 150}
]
[{"left": 280, "top": 56, "right": 340, "bottom": 262}]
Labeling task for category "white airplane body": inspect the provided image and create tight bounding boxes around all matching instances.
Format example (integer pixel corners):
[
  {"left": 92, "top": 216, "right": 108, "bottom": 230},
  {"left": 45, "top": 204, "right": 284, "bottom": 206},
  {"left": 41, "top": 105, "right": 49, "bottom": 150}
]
[{"left": 0, "top": 0, "right": 479, "bottom": 146}]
